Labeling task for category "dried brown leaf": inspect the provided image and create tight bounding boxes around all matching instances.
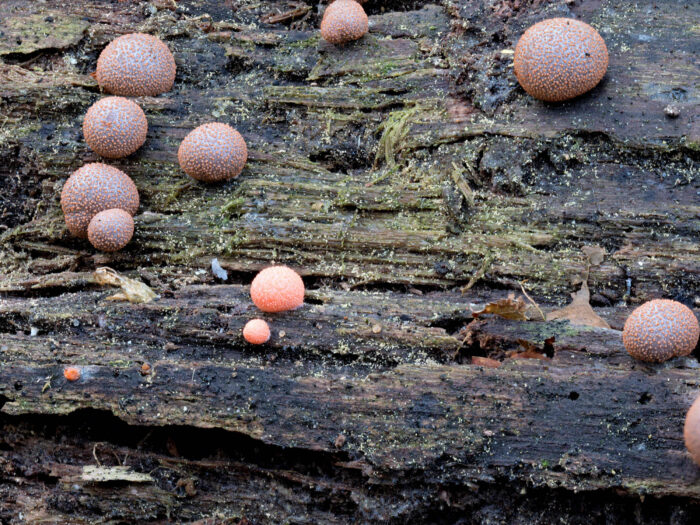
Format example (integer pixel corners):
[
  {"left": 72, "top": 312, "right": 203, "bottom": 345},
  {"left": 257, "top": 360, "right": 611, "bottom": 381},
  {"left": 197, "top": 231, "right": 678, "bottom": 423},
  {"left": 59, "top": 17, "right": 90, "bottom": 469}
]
[
  {"left": 519, "top": 280, "right": 545, "bottom": 321},
  {"left": 471, "top": 356, "right": 502, "bottom": 368},
  {"left": 582, "top": 245, "right": 606, "bottom": 266},
  {"left": 506, "top": 348, "right": 549, "bottom": 360},
  {"left": 94, "top": 267, "right": 157, "bottom": 304},
  {"left": 261, "top": 4, "right": 311, "bottom": 24},
  {"left": 504, "top": 339, "right": 551, "bottom": 361},
  {"left": 472, "top": 293, "right": 528, "bottom": 321},
  {"left": 546, "top": 282, "right": 610, "bottom": 328}
]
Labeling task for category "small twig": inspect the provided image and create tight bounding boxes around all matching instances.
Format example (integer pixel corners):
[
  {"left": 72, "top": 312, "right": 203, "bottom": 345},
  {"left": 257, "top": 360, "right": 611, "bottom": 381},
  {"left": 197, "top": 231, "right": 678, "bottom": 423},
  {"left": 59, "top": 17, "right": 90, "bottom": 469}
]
[
  {"left": 509, "top": 238, "right": 539, "bottom": 253},
  {"left": 519, "top": 280, "right": 546, "bottom": 321},
  {"left": 290, "top": 9, "right": 313, "bottom": 30},
  {"left": 17, "top": 53, "right": 45, "bottom": 68},
  {"left": 92, "top": 443, "right": 103, "bottom": 467},
  {"left": 136, "top": 430, "right": 153, "bottom": 450},
  {"left": 365, "top": 166, "right": 398, "bottom": 187},
  {"left": 450, "top": 162, "right": 475, "bottom": 206},
  {"left": 348, "top": 278, "right": 375, "bottom": 290},
  {"left": 461, "top": 254, "right": 494, "bottom": 293},
  {"left": 261, "top": 3, "right": 311, "bottom": 24},
  {"left": 163, "top": 180, "right": 194, "bottom": 206},
  {"left": 41, "top": 376, "right": 53, "bottom": 394}
]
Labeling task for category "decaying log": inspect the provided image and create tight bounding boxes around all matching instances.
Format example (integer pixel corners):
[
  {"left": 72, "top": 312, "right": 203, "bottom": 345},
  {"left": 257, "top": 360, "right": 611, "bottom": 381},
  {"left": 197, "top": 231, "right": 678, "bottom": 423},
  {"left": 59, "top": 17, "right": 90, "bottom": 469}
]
[{"left": 0, "top": 0, "right": 698, "bottom": 523}]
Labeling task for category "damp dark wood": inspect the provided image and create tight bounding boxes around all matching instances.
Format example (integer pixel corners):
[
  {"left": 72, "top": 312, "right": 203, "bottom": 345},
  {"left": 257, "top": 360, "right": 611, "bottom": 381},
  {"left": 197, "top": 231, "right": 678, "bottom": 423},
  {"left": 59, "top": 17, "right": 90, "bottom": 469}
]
[{"left": 0, "top": 0, "right": 698, "bottom": 523}]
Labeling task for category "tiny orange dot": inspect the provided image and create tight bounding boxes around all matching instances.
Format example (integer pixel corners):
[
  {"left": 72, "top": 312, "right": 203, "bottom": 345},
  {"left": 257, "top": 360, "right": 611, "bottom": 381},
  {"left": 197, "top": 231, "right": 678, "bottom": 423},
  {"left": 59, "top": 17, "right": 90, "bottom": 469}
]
[
  {"left": 64, "top": 367, "right": 81, "bottom": 382},
  {"left": 140, "top": 363, "right": 151, "bottom": 375}
]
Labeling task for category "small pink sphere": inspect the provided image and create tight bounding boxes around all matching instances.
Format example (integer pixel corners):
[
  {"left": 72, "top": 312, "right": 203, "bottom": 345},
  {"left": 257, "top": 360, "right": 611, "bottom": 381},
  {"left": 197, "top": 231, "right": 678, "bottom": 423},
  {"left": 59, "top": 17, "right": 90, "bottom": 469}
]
[
  {"left": 243, "top": 319, "right": 271, "bottom": 345},
  {"left": 623, "top": 299, "right": 699, "bottom": 363},
  {"left": 60, "top": 163, "right": 139, "bottom": 238},
  {"left": 87, "top": 208, "right": 135, "bottom": 252},
  {"left": 320, "top": 0, "right": 369, "bottom": 45},
  {"left": 83, "top": 96, "right": 148, "bottom": 159},
  {"left": 178, "top": 123, "right": 248, "bottom": 182},
  {"left": 514, "top": 18, "right": 608, "bottom": 102},
  {"left": 96, "top": 33, "right": 176, "bottom": 96},
  {"left": 250, "top": 266, "right": 305, "bottom": 313}
]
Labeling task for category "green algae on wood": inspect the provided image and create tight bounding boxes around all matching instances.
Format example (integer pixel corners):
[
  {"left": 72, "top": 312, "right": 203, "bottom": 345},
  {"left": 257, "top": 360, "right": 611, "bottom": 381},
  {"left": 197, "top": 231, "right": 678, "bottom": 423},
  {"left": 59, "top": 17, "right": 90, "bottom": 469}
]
[{"left": 0, "top": 12, "right": 88, "bottom": 55}]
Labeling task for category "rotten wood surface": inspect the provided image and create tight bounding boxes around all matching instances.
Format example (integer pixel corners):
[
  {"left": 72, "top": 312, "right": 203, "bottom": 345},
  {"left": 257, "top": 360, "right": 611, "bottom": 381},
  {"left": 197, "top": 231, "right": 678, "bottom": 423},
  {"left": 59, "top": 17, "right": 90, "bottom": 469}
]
[{"left": 0, "top": 0, "right": 698, "bottom": 523}]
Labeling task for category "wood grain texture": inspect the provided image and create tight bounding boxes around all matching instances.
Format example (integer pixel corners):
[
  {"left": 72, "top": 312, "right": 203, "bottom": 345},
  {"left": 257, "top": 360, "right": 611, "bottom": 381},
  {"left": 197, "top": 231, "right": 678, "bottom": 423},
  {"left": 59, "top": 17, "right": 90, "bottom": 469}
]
[{"left": 0, "top": 0, "right": 698, "bottom": 522}]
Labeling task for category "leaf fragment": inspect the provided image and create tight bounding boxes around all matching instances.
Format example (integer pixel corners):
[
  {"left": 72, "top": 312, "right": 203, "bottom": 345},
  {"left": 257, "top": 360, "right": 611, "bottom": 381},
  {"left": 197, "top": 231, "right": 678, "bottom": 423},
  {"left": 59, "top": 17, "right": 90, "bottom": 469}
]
[
  {"left": 582, "top": 245, "right": 606, "bottom": 266},
  {"left": 505, "top": 339, "right": 551, "bottom": 361},
  {"left": 545, "top": 282, "right": 610, "bottom": 329},
  {"left": 472, "top": 293, "right": 528, "bottom": 321},
  {"left": 471, "top": 356, "right": 502, "bottom": 368},
  {"left": 94, "top": 267, "right": 157, "bottom": 304}
]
